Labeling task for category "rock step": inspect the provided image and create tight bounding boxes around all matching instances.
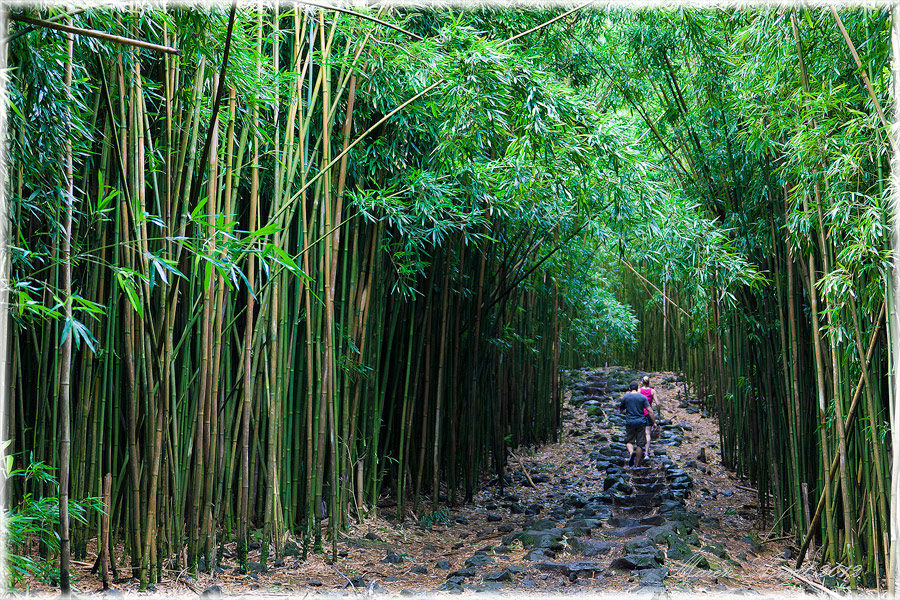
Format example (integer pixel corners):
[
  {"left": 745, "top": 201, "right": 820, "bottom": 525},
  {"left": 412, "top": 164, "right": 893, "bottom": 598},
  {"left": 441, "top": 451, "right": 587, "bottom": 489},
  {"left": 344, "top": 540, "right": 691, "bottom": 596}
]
[{"left": 612, "top": 492, "right": 660, "bottom": 508}]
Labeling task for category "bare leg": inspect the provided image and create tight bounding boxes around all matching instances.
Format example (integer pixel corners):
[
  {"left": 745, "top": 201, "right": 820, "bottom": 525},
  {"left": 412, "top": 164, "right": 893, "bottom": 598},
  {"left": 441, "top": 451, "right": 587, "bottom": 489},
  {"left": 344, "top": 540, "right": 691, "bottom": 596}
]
[
  {"left": 625, "top": 442, "right": 635, "bottom": 467},
  {"left": 644, "top": 426, "right": 651, "bottom": 459},
  {"left": 634, "top": 446, "right": 644, "bottom": 468}
]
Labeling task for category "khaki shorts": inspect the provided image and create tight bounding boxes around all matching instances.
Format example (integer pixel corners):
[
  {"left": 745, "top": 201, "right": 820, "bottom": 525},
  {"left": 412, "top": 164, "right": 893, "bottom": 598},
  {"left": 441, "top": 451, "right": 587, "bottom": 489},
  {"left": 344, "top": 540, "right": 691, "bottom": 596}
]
[{"left": 625, "top": 425, "right": 645, "bottom": 446}]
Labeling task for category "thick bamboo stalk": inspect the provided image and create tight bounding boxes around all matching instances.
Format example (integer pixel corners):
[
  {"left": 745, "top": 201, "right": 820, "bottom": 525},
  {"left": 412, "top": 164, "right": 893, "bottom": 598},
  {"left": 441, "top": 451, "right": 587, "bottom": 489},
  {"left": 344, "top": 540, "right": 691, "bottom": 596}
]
[{"left": 57, "top": 21, "right": 75, "bottom": 593}]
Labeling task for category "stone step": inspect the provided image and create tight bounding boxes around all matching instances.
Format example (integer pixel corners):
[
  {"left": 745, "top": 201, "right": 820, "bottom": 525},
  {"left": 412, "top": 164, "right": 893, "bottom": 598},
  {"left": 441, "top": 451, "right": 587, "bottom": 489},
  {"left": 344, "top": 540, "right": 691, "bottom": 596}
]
[
  {"left": 612, "top": 492, "right": 661, "bottom": 508},
  {"left": 634, "top": 483, "right": 665, "bottom": 494},
  {"left": 617, "top": 505, "right": 655, "bottom": 517},
  {"left": 631, "top": 476, "right": 663, "bottom": 485}
]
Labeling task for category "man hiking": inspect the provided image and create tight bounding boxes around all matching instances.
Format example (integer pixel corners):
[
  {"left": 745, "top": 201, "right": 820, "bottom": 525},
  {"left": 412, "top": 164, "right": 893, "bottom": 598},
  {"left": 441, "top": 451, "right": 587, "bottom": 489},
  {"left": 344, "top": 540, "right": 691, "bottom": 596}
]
[{"left": 619, "top": 381, "right": 656, "bottom": 468}]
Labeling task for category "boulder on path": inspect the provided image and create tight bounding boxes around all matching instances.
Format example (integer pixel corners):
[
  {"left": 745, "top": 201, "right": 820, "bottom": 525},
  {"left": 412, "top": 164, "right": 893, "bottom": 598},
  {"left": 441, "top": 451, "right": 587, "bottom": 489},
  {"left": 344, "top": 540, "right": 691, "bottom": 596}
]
[
  {"left": 639, "top": 567, "right": 669, "bottom": 586},
  {"left": 247, "top": 561, "right": 267, "bottom": 574},
  {"left": 609, "top": 554, "right": 660, "bottom": 570},
  {"left": 525, "top": 548, "right": 555, "bottom": 561},
  {"left": 483, "top": 568, "right": 516, "bottom": 583},
  {"left": 537, "top": 561, "right": 605, "bottom": 578},
  {"left": 667, "top": 538, "right": 693, "bottom": 560},
  {"left": 608, "top": 525, "right": 652, "bottom": 538},
  {"left": 567, "top": 538, "right": 615, "bottom": 557},
  {"left": 644, "top": 524, "right": 678, "bottom": 545},
  {"left": 702, "top": 542, "right": 729, "bottom": 559},
  {"left": 518, "top": 529, "right": 563, "bottom": 549},
  {"left": 283, "top": 540, "right": 301, "bottom": 556}
]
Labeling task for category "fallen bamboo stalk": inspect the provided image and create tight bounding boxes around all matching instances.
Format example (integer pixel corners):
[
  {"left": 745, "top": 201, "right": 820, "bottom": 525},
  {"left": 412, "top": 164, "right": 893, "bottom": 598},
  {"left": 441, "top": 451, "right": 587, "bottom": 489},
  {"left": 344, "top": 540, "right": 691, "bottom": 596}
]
[
  {"left": 7, "top": 13, "right": 180, "bottom": 54},
  {"left": 780, "top": 566, "right": 842, "bottom": 599},
  {"left": 510, "top": 451, "right": 537, "bottom": 488},
  {"left": 762, "top": 534, "right": 793, "bottom": 543}
]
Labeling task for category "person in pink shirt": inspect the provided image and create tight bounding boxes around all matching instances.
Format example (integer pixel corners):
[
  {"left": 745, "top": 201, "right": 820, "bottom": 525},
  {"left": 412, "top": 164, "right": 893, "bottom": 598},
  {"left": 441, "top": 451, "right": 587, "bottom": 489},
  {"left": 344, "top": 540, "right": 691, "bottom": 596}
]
[{"left": 638, "top": 376, "right": 660, "bottom": 459}]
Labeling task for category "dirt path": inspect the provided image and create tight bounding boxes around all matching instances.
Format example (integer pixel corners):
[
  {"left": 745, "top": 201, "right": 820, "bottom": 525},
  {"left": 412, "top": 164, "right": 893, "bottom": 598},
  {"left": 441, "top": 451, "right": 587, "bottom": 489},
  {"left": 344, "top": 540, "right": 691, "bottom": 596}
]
[{"left": 55, "top": 368, "right": 831, "bottom": 597}]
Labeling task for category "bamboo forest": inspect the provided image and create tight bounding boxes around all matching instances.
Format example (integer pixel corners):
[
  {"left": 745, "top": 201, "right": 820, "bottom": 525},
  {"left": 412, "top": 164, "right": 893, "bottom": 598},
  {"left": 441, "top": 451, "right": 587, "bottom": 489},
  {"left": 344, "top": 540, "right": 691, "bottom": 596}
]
[{"left": 3, "top": 2, "right": 898, "bottom": 597}]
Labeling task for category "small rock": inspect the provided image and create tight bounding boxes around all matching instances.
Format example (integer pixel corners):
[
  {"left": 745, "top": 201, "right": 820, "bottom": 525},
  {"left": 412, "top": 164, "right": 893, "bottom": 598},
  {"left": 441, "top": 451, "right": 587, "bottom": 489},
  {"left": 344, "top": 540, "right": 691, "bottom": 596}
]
[
  {"left": 567, "top": 538, "right": 614, "bottom": 557},
  {"left": 609, "top": 554, "right": 659, "bottom": 570},
  {"left": 365, "top": 532, "right": 384, "bottom": 542},
  {"left": 487, "top": 514, "right": 502, "bottom": 522},
  {"left": 639, "top": 567, "right": 669, "bottom": 585},
  {"left": 435, "top": 560, "right": 451, "bottom": 570},
  {"left": 703, "top": 542, "right": 729, "bottom": 559},
  {"left": 410, "top": 565, "right": 428, "bottom": 575},
  {"left": 308, "top": 580, "right": 323, "bottom": 587},
  {"left": 367, "top": 581, "right": 388, "bottom": 594},
  {"left": 668, "top": 538, "right": 693, "bottom": 561},
  {"left": 525, "top": 549, "right": 555, "bottom": 561},
  {"left": 273, "top": 558, "right": 284, "bottom": 568},
  {"left": 383, "top": 550, "right": 404, "bottom": 564},
  {"left": 483, "top": 568, "right": 516, "bottom": 583},
  {"left": 438, "top": 582, "right": 464, "bottom": 593},
  {"left": 247, "top": 561, "right": 267, "bottom": 574},
  {"left": 465, "top": 553, "right": 494, "bottom": 567}
]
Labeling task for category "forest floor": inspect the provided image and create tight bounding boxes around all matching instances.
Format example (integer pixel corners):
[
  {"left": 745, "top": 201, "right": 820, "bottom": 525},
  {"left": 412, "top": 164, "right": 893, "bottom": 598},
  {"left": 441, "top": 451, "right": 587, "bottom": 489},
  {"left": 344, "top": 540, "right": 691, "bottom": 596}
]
[{"left": 28, "top": 368, "right": 870, "bottom": 598}]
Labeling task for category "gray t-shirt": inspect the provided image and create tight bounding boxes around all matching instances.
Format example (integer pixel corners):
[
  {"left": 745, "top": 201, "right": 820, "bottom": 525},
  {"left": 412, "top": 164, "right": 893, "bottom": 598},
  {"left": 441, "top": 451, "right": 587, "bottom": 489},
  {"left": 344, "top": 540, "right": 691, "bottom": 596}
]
[{"left": 619, "top": 392, "right": 649, "bottom": 427}]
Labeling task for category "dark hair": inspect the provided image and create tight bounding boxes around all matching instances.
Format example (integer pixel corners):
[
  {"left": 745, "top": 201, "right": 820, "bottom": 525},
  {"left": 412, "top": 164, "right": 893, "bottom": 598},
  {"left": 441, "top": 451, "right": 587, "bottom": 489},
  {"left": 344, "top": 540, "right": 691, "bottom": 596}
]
[{"left": 629, "top": 381, "right": 639, "bottom": 391}]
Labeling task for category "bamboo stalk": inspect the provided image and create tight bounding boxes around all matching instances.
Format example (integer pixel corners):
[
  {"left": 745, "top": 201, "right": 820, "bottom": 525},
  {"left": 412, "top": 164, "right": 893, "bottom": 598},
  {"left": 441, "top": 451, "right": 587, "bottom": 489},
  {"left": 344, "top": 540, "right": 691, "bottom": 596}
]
[{"left": 8, "top": 13, "right": 180, "bottom": 54}]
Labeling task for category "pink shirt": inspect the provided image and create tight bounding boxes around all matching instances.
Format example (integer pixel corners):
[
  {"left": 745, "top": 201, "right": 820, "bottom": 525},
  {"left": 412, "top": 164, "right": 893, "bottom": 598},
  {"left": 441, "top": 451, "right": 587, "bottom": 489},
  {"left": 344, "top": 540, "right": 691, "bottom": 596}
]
[{"left": 639, "top": 387, "right": 654, "bottom": 415}]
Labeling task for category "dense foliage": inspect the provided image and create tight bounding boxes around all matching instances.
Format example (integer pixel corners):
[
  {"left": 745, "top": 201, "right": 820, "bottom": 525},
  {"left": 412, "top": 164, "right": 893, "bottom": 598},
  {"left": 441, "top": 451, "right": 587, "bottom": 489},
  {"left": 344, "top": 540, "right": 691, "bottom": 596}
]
[
  {"left": 581, "top": 8, "right": 893, "bottom": 588},
  {"left": 3, "top": 4, "right": 894, "bottom": 593}
]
